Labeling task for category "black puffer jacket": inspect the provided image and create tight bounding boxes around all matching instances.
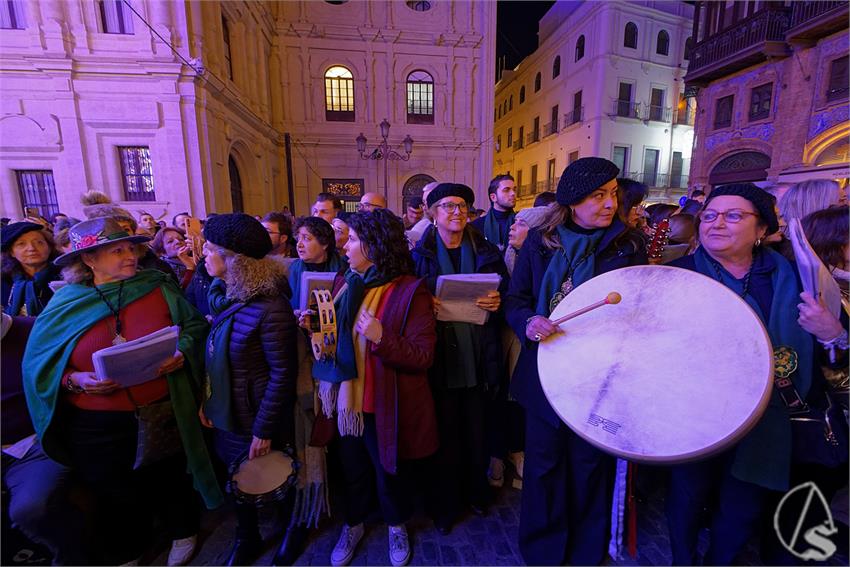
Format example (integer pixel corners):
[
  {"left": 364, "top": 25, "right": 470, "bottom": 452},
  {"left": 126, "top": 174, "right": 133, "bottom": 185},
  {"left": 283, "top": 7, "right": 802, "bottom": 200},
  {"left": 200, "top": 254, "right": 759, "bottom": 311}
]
[{"left": 209, "top": 256, "right": 297, "bottom": 443}]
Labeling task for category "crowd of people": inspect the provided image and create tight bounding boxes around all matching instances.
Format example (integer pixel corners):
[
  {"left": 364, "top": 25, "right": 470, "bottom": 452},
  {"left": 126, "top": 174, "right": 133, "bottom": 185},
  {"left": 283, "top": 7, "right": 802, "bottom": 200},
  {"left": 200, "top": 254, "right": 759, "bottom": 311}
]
[{"left": 1, "top": 160, "right": 848, "bottom": 567}]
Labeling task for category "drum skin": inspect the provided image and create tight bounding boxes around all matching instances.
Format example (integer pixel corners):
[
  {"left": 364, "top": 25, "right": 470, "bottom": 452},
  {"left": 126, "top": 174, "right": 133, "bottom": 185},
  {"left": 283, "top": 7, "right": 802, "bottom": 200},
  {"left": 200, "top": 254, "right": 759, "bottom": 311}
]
[
  {"left": 229, "top": 449, "right": 299, "bottom": 506},
  {"left": 538, "top": 265, "right": 774, "bottom": 464}
]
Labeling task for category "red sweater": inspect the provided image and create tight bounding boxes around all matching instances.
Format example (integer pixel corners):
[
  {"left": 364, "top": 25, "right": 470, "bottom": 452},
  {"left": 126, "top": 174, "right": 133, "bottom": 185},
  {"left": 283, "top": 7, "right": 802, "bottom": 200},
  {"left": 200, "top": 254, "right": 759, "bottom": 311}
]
[{"left": 65, "top": 288, "right": 172, "bottom": 411}]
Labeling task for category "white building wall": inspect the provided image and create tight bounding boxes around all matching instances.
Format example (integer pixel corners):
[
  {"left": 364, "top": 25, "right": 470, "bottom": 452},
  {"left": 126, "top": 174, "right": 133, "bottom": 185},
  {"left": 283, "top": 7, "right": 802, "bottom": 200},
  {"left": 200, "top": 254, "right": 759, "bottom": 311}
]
[{"left": 493, "top": 0, "right": 694, "bottom": 207}]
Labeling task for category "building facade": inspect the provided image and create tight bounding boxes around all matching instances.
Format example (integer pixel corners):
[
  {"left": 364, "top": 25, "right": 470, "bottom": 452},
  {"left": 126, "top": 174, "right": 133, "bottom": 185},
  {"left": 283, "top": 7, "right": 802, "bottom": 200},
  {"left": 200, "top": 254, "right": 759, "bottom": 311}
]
[
  {"left": 493, "top": 0, "right": 695, "bottom": 208},
  {"left": 0, "top": 0, "right": 496, "bottom": 221},
  {"left": 685, "top": 0, "right": 849, "bottom": 190}
]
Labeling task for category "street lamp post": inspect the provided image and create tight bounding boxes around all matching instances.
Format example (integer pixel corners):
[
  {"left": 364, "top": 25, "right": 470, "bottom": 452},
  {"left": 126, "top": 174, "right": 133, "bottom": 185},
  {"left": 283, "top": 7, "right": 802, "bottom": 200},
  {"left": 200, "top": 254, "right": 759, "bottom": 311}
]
[{"left": 356, "top": 118, "right": 414, "bottom": 201}]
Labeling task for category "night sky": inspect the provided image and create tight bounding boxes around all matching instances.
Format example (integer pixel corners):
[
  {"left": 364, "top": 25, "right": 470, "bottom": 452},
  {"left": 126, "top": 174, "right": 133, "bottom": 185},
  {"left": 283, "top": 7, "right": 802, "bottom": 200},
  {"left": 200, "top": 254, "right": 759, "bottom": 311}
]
[{"left": 496, "top": 0, "right": 556, "bottom": 81}]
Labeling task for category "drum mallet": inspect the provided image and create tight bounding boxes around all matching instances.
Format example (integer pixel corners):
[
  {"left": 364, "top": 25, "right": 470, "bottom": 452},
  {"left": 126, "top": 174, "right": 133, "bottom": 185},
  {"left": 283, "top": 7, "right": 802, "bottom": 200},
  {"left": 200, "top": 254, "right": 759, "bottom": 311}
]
[{"left": 550, "top": 292, "right": 621, "bottom": 326}]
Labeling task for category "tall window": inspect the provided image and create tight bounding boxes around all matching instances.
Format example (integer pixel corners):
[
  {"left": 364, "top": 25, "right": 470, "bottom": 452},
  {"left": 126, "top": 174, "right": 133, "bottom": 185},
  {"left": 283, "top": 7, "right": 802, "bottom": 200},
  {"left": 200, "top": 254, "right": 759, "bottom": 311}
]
[
  {"left": 624, "top": 22, "right": 638, "bottom": 49},
  {"left": 406, "top": 70, "right": 433, "bottom": 124},
  {"left": 509, "top": 95, "right": 513, "bottom": 110},
  {"left": 612, "top": 146, "right": 629, "bottom": 174},
  {"left": 684, "top": 37, "right": 693, "bottom": 61},
  {"left": 222, "top": 16, "right": 233, "bottom": 80},
  {"left": 325, "top": 66, "right": 355, "bottom": 122},
  {"left": 496, "top": 134, "right": 502, "bottom": 153},
  {"left": 16, "top": 171, "right": 59, "bottom": 219},
  {"left": 530, "top": 164, "right": 538, "bottom": 192},
  {"left": 748, "top": 83, "right": 772, "bottom": 121},
  {"left": 571, "top": 90, "right": 583, "bottom": 125},
  {"left": 0, "top": 0, "right": 26, "bottom": 29},
  {"left": 656, "top": 30, "right": 670, "bottom": 56},
  {"left": 532, "top": 116, "right": 540, "bottom": 142},
  {"left": 534, "top": 72, "right": 542, "bottom": 92},
  {"left": 100, "top": 0, "right": 134, "bottom": 34},
  {"left": 552, "top": 56, "right": 561, "bottom": 79},
  {"left": 714, "top": 95, "right": 734, "bottom": 129},
  {"left": 827, "top": 56, "right": 849, "bottom": 102},
  {"left": 575, "top": 35, "right": 585, "bottom": 61},
  {"left": 507, "top": 128, "right": 513, "bottom": 148},
  {"left": 228, "top": 155, "right": 243, "bottom": 213},
  {"left": 119, "top": 146, "right": 156, "bottom": 202},
  {"left": 518, "top": 126, "right": 525, "bottom": 149},
  {"left": 519, "top": 86, "right": 526, "bottom": 104}
]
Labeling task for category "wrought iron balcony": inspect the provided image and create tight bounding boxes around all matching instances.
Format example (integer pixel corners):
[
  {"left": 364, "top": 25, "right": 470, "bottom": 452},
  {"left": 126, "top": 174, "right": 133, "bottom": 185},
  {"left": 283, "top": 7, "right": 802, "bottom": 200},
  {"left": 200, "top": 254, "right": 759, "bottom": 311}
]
[
  {"left": 786, "top": 1, "right": 848, "bottom": 43},
  {"left": 646, "top": 105, "right": 672, "bottom": 123},
  {"left": 563, "top": 107, "right": 584, "bottom": 128},
  {"left": 623, "top": 172, "right": 689, "bottom": 189},
  {"left": 512, "top": 139, "right": 524, "bottom": 151},
  {"left": 543, "top": 118, "right": 559, "bottom": 137},
  {"left": 685, "top": 8, "right": 791, "bottom": 86},
  {"left": 526, "top": 130, "right": 540, "bottom": 145},
  {"left": 673, "top": 106, "right": 696, "bottom": 126},
  {"left": 612, "top": 100, "right": 641, "bottom": 119}
]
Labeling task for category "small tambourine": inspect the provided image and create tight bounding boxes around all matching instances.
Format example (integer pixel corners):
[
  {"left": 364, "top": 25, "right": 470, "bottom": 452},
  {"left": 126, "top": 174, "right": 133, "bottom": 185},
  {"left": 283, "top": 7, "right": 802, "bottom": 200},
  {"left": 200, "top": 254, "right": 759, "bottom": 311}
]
[{"left": 309, "top": 289, "right": 337, "bottom": 363}]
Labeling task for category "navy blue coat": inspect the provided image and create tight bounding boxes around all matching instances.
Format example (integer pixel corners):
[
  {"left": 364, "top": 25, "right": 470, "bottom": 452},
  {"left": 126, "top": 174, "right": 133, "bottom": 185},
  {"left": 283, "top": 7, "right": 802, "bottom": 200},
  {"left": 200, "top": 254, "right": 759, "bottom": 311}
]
[
  {"left": 505, "top": 218, "right": 647, "bottom": 427},
  {"left": 412, "top": 224, "right": 510, "bottom": 389}
]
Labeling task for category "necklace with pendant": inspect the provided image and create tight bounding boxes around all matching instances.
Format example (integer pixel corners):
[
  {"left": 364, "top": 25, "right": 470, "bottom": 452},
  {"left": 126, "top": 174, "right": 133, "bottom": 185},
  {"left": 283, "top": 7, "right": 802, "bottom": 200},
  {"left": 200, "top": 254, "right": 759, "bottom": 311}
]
[
  {"left": 549, "top": 245, "right": 597, "bottom": 313},
  {"left": 94, "top": 281, "right": 127, "bottom": 345}
]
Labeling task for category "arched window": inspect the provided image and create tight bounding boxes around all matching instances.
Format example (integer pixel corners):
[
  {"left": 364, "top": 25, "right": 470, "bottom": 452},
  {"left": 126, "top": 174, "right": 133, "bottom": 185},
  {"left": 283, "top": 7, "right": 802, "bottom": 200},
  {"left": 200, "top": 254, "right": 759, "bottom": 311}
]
[
  {"left": 552, "top": 56, "right": 561, "bottom": 79},
  {"left": 503, "top": 100, "right": 508, "bottom": 114},
  {"left": 683, "top": 36, "right": 693, "bottom": 61},
  {"left": 534, "top": 72, "right": 542, "bottom": 92},
  {"left": 406, "top": 70, "right": 434, "bottom": 124},
  {"left": 509, "top": 95, "right": 513, "bottom": 110},
  {"left": 228, "top": 155, "right": 244, "bottom": 213},
  {"left": 624, "top": 22, "right": 637, "bottom": 49},
  {"left": 575, "top": 35, "right": 585, "bottom": 62},
  {"left": 325, "top": 65, "right": 354, "bottom": 121},
  {"left": 656, "top": 30, "right": 669, "bottom": 56},
  {"left": 519, "top": 86, "right": 526, "bottom": 104}
]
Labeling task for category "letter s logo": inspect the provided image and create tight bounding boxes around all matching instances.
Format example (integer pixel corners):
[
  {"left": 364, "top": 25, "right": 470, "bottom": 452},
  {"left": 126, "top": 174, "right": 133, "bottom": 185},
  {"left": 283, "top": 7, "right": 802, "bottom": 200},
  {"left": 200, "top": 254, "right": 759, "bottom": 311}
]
[{"left": 800, "top": 522, "right": 838, "bottom": 561}]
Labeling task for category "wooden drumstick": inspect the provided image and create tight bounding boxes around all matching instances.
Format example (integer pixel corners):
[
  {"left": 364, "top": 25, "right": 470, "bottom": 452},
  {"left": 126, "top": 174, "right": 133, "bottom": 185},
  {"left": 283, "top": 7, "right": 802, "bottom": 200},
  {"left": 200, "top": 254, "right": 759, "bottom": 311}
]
[{"left": 550, "top": 292, "right": 621, "bottom": 326}]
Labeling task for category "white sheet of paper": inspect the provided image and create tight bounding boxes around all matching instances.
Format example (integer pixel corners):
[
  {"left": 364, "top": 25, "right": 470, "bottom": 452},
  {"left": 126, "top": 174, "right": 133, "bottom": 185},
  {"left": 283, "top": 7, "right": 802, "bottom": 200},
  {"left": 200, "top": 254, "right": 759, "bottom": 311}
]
[
  {"left": 92, "top": 325, "right": 180, "bottom": 387},
  {"left": 787, "top": 218, "right": 842, "bottom": 319},
  {"left": 299, "top": 271, "right": 336, "bottom": 311},
  {"left": 435, "top": 273, "right": 501, "bottom": 325}
]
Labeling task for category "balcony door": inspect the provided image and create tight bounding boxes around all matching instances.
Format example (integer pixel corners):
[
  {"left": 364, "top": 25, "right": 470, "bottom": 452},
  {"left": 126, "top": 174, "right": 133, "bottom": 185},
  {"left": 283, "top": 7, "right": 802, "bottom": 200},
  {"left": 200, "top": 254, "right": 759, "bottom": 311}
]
[{"left": 643, "top": 149, "right": 659, "bottom": 187}]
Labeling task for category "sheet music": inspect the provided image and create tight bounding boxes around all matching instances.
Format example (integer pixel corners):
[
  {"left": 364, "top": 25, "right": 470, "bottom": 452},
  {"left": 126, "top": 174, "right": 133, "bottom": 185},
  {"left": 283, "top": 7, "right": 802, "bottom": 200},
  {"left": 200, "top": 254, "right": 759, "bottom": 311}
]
[
  {"left": 92, "top": 325, "right": 180, "bottom": 387},
  {"left": 435, "top": 273, "right": 501, "bottom": 325},
  {"left": 787, "top": 218, "right": 842, "bottom": 318}
]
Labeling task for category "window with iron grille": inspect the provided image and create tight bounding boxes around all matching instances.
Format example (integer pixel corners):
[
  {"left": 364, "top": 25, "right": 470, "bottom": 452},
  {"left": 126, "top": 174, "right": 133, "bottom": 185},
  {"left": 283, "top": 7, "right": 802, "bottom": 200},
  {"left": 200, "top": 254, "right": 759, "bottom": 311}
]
[
  {"left": 0, "top": 0, "right": 26, "bottom": 29},
  {"left": 624, "top": 22, "right": 637, "bottom": 49},
  {"left": 325, "top": 66, "right": 355, "bottom": 122},
  {"left": 119, "top": 146, "right": 156, "bottom": 202},
  {"left": 100, "top": 0, "right": 134, "bottom": 34},
  {"left": 222, "top": 16, "right": 233, "bottom": 80},
  {"left": 575, "top": 35, "right": 585, "bottom": 61},
  {"left": 714, "top": 95, "right": 733, "bottom": 129},
  {"left": 16, "top": 170, "right": 59, "bottom": 219},
  {"left": 827, "top": 56, "right": 849, "bottom": 102},
  {"left": 748, "top": 83, "right": 772, "bottom": 121}
]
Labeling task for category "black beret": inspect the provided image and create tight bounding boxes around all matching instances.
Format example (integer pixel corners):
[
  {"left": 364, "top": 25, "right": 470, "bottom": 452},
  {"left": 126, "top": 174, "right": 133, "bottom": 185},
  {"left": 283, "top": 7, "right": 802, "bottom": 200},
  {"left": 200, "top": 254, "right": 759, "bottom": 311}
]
[
  {"left": 426, "top": 183, "right": 475, "bottom": 208},
  {"left": 705, "top": 183, "right": 779, "bottom": 234},
  {"left": 1, "top": 222, "right": 44, "bottom": 252},
  {"left": 556, "top": 157, "right": 620, "bottom": 206},
  {"left": 203, "top": 213, "right": 272, "bottom": 259}
]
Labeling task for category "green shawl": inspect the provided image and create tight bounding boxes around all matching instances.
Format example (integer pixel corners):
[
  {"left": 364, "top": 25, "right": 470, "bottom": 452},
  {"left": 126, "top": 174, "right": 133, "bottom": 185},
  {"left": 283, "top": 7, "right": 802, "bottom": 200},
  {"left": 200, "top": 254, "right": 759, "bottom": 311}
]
[
  {"left": 204, "top": 278, "right": 240, "bottom": 432},
  {"left": 436, "top": 232, "right": 479, "bottom": 389},
  {"left": 694, "top": 246, "right": 813, "bottom": 491},
  {"left": 482, "top": 208, "right": 515, "bottom": 251},
  {"left": 22, "top": 269, "right": 224, "bottom": 509},
  {"left": 536, "top": 223, "right": 605, "bottom": 316}
]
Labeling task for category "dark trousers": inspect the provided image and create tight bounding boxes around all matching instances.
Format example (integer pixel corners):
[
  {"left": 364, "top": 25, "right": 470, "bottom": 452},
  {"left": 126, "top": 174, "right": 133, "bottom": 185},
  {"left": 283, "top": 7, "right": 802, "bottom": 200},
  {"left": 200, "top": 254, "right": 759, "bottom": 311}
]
[
  {"left": 65, "top": 407, "right": 199, "bottom": 565},
  {"left": 430, "top": 384, "right": 491, "bottom": 528},
  {"left": 2, "top": 442, "right": 88, "bottom": 565},
  {"left": 519, "top": 411, "right": 615, "bottom": 566},
  {"left": 338, "top": 413, "right": 413, "bottom": 527},
  {"left": 666, "top": 450, "right": 768, "bottom": 565}
]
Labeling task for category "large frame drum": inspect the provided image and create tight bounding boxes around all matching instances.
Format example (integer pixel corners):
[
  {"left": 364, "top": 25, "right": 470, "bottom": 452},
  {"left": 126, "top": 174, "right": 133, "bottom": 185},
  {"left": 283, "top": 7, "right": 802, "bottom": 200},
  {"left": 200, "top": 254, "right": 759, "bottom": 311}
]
[{"left": 538, "top": 265, "right": 774, "bottom": 464}]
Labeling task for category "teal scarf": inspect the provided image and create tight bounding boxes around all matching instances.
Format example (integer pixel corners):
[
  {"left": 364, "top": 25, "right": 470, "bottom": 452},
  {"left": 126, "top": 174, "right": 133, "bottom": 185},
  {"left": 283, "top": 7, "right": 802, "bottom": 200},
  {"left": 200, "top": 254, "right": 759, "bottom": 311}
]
[
  {"left": 483, "top": 208, "right": 515, "bottom": 250},
  {"left": 22, "top": 269, "right": 224, "bottom": 509},
  {"left": 5, "top": 264, "right": 60, "bottom": 316},
  {"left": 694, "top": 246, "right": 813, "bottom": 491},
  {"left": 536, "top": 224, "right": 605, "bottom": 316},
  {"left": 436, "top": 231, "right": 479, "bottom": 389},
  {"left": 313, "top": 266, "right": 391, "bottom": 384},
  {"left": 203, "top": 278, "right": 241, "bottom": 432},
  {"left": 288, "top": 252, "right": 345, "bottom": 310}
]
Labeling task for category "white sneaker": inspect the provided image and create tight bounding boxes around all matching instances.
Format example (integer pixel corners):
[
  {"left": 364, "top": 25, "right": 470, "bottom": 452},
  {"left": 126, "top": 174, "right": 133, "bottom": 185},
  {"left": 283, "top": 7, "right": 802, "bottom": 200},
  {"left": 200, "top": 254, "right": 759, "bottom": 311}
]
[
  {"left": 331, "top": 523, "right": 364, "bottom": 567},
  {"left": 487, "top": 457, "right": 505, "bottom": 487},
  {"left": 167, "top": 535, "right": 197, "bottom": 566},
  {"left": 510, "top": 451, "right": 525, "bottom": 479},
  {"left": 388, "top": 525, "right": 411, "bottom": 567}
]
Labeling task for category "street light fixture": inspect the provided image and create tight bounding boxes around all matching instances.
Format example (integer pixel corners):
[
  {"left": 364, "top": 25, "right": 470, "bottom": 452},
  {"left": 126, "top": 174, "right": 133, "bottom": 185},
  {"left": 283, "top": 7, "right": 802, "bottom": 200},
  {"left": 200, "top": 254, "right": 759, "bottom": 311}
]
[{"left": 356, "top": 119, "right": 414, "bottom": 200}]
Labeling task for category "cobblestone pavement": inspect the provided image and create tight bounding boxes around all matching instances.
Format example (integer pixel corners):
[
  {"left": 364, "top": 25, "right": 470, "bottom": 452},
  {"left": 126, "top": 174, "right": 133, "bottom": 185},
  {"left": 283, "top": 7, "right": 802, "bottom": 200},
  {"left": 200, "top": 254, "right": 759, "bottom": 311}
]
[{"left": 151, "top": 468, "right": 848, "bottom": 566}]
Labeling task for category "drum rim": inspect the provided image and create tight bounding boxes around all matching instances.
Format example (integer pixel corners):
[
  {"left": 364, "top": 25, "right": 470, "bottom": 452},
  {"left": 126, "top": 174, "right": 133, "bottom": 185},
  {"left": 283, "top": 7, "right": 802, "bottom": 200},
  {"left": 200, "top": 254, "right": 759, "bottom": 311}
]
[
  {"left": 538, "top": 265, "right": 776, "bottom": 465},
  {"left": 227, "top": 448, "right": 301, "bottom": 506}
]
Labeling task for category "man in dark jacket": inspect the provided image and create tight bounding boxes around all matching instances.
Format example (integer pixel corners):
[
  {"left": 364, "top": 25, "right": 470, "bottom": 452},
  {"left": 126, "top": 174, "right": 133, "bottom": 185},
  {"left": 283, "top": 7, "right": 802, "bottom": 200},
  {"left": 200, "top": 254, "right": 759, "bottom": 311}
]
[{"left": 471, "top": 174, "right": 517, "bottom": 252}]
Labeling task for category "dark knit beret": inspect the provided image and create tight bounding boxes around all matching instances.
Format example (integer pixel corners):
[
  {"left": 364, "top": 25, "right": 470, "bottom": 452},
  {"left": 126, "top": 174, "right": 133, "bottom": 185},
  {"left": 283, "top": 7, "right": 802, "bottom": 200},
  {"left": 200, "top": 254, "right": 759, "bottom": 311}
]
[
  {"left": 1, "top": 222, "right": 44, "bottom": 252},
  {"left": 556, "top": 157, "right": 621, "bottom": 206},
  {"left": 705, "top": 183, "right": 779, "bottom": 234},
  {"left": 203, "top": 213, "right": 272, "bottom": 259},
  {"left": 426, "top": 183, "right": 475, "bottom": 208}
]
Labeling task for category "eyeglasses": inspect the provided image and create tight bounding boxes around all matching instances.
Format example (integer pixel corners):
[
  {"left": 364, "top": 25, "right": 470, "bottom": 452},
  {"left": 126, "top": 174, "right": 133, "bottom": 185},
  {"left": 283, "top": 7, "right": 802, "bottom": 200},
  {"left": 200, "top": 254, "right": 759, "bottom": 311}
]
[
  {"left": 436, "top": 202, "right": 469, "bottom": 214},
  {"left": 358, "top": 203, "right": 382, "bottom": 212},
  {"left": 698, "top": 209, "right": 759, "bottom": 224}
]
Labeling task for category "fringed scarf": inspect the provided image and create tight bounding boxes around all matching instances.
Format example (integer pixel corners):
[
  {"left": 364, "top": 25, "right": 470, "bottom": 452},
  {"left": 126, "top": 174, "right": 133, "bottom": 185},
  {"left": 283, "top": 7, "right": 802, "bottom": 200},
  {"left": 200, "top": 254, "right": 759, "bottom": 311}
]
[{"left": 4, "top": 264, "right": 61, "bottom": 316}]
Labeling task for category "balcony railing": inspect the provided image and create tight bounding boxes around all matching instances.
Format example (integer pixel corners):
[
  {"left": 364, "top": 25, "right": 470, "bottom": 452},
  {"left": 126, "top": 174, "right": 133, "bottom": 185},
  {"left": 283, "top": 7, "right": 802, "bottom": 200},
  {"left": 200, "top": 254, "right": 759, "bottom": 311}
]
[
  {"left": 543, "top": 119, "right": 559, "bottom": 137},
  {"left": 673, "top": 106, "right": 696, "bottom": 126},
  {"left": 613, "top": 99, "right": 640, "bottom": 119},
  {"left": 563, "top": 107, "right": 584, "bottom": 128},
  {"left": 787, "top": 1, "right": 848, "bottom": 41},
  {"left": 526, "top": 130, "right": 540, "bottom": 145},
  {"left": 513, "top": 139, "right": 524, "bottom": 151},
  {"left": 686, "top": 8, "right": 791, "bottom": 84},
  {"left": 623, "top": 172, "right": 689, "bottom": 189},
  {"left": 646, "top": 105, "right": 672, "bottom": 123}
]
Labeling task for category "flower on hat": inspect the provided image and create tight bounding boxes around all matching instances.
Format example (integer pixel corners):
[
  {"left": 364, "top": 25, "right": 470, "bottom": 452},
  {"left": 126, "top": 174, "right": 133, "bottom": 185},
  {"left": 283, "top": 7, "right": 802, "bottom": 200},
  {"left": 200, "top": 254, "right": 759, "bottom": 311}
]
[{"left": 73, "top": 232, "right": 101, "bottom": 250}]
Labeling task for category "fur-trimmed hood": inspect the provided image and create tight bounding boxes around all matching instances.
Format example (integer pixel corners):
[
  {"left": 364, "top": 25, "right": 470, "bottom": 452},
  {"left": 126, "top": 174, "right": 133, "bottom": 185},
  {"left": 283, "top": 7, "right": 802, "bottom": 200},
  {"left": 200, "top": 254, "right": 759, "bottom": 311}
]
[{"left": 223, "top": 254, "right": 289, "bottom": 303}]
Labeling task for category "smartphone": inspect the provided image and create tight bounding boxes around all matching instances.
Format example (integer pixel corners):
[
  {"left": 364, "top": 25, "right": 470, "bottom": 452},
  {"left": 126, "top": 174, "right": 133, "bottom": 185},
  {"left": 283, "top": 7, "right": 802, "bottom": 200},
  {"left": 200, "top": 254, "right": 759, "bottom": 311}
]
[
  {"left": 24, "top": 206, "right": 40, "bottom": 218},
  {"left": 185, "top": 217, "right": 203, "bottom": 257}
]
